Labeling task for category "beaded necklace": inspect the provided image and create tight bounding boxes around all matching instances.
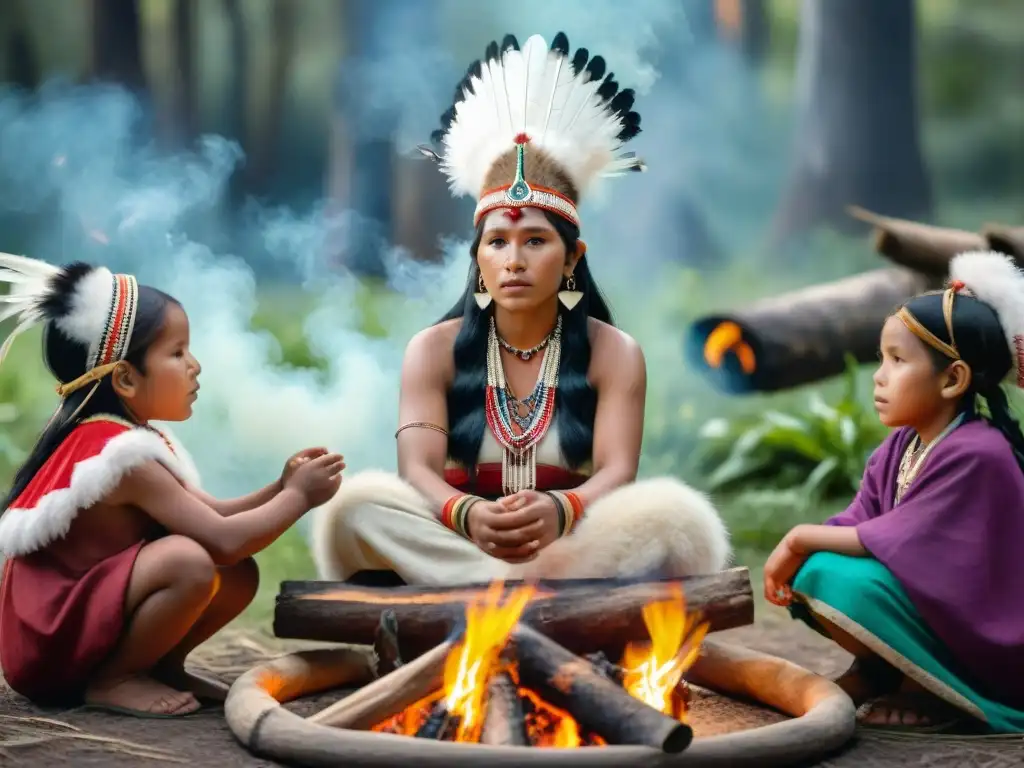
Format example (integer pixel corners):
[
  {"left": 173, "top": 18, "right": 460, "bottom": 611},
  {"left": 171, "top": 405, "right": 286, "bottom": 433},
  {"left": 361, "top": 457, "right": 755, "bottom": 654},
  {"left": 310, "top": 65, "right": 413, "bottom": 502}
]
[
  {"left": 894, "top": 414, "right": 964, "bottom": 504},
  {"left": 485, "top": 316, "right": 561, "bottom": 494}
]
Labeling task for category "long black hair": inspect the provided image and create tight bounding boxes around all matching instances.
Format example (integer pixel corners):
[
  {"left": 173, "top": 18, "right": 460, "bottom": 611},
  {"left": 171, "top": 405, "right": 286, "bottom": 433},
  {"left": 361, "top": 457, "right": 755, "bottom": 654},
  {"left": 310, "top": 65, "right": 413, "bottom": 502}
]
[
  {"left": 436, "top": 209, "right": 614, "bottom": 472},
  {"left": 902, "top": 290, "right": 1024, "bottom": 470},
  {"left": 2, "top": 281, "right": 180, "bottom": 510}
]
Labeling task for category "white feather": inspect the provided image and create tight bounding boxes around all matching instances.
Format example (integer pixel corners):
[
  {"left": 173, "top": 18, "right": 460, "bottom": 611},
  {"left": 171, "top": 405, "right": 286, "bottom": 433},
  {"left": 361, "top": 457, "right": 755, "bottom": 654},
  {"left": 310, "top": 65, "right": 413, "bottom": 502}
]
[
  {"left": 53, "top": 266, "right": 114, "bottom": 355},
  {"left": 0, "top": 253, "right": 63, "bottom": 369},
  {"left": 950, "top": 251, "right": 1024, "bottom": 383},
  {"left": 439, "top": 34, "right": 633, "bottom": 201}
]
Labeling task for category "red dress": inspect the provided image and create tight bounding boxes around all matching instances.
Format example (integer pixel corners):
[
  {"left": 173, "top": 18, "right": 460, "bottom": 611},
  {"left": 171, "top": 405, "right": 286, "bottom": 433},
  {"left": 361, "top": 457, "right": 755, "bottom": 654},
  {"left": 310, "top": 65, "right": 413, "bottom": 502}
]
[{"left": 0, "top": 416, "right": 198, "bottom": 703}]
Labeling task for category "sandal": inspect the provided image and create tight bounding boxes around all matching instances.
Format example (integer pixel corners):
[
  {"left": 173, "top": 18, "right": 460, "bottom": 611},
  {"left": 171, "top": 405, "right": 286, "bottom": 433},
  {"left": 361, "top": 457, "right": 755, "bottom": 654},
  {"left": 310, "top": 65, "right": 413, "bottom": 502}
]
[{"left": 857, "top": 691, "right": 968, "bottom": 733}]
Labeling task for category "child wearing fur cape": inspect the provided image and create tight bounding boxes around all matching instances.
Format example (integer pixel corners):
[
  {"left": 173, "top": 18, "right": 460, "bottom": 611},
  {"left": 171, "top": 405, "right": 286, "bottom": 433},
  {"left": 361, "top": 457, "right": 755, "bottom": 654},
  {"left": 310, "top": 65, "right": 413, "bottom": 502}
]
[
  {"left": 765, "top": 251, "right": 1024, "bottom": 733},
  {"left": 0, "top": 255, "right": 344, "bottom": 717}
]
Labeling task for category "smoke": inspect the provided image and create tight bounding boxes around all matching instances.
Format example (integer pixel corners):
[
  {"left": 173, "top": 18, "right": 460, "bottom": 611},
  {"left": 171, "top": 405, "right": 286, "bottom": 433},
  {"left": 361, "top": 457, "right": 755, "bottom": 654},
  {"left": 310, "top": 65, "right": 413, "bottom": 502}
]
[{"left": 0, "top": 3, "right": 785, "bottom": 499}]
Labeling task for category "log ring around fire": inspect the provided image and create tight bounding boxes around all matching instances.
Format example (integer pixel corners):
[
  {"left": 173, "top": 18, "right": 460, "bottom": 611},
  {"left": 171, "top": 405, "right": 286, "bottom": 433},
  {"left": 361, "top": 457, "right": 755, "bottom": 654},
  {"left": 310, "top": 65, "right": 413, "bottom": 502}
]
[{"left": 225, "top": 639, "right": 856, "bottom": 767}]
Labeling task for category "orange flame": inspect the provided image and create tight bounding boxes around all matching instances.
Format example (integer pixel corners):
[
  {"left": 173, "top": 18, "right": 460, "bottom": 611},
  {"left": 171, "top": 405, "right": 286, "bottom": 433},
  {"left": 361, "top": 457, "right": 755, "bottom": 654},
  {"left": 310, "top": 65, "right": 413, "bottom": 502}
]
[
  {"left": 442, "top": 581, "right": 535, "bottom": 741},
  {"left": 703, "top": 321, "right": 756, "bottom": 374},
  {"left": 620, "top": 585, "right": 708, "bottom": 721}
]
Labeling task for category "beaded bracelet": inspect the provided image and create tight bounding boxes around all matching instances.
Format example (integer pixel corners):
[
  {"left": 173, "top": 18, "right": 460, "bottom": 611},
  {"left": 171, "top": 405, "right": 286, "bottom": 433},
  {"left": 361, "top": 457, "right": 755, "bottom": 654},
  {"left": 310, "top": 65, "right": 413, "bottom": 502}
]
[
  {"left": 544, "top": 490, "right": 585, "bottom": 537},
  {"left": 441, "top": 494, "right": 484, "bottom": 539}
]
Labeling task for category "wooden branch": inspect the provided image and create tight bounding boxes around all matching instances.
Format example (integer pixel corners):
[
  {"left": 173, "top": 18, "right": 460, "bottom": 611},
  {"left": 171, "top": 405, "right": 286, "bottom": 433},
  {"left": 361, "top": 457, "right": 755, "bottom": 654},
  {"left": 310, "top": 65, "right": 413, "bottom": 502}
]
[
  {"left": 479, "top": 673, "right": 530, "bottom": 747},
  {"left": 848, "top": 206, "right": 990, "bottom": 275},
  {"left": 511, "top": 625, "right": 693, "bottom": 753},
  {"left": 308, "top": 640, "right": 452, "bottom": 730},
  {"left": 275, "top": 568, "right": 753, "bottom": 658}
]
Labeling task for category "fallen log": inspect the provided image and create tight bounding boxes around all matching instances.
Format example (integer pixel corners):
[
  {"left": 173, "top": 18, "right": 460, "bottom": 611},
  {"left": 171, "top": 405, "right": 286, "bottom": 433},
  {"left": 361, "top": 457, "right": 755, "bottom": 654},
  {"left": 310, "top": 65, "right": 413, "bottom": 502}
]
[
  {"left": 479, "top": 672, "right": 530, "bottom": 747},
  {"left": 275, "top": 568, "right": 753, "bottom": 658},
  {"left": 687, "top": 268, "right": 932, "bottom": 393},
  {"left": 511, "top": 624, "right": 693, "bottom": 753},
  {"left": 982, "top": 224, "right": 1024, "bottom": 262},
  {"left": 848, "top": 206, "right": 1024, "bottom": 274}
]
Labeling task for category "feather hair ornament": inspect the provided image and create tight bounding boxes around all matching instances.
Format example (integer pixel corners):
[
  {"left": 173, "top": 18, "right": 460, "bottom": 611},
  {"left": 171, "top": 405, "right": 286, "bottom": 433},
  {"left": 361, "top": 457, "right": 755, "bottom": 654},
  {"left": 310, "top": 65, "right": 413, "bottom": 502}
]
[
  {"left": 0, "top": 252, "right": 63, "bottom": 368},
  {"left": 949, "top": 250, "right": 1024, "bottom": 388},
  {"left": 421, "top": 32, "right": 645, "bottom": 228},
  {"left": 0, "top": 253, "right": 140, "bottom": 398}
]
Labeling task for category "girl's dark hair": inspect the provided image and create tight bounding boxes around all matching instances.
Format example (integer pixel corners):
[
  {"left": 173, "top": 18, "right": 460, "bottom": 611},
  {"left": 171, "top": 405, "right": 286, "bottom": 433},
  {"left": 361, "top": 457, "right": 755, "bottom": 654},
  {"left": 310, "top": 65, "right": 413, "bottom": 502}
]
[
  {"left": 2, "top": 285, "right": 180, "bottom": 510},
  {"left": 437, "top": 209, "right": 614, "bottom": 471},
  {"left": 902, "top": 291, "right": 1024, "bottom": 470}
]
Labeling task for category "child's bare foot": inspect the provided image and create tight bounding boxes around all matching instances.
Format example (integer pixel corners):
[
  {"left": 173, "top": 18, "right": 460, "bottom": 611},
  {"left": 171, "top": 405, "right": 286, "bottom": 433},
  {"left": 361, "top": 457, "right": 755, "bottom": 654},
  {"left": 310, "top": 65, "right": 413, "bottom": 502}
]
[
  {"left": 857, "top": 691, "right": 961, "bottom": 730},
  {"left": 85, "top": 675, "right": 200, "bottom": 716},
  {"left": 154, "top": 664, "right": 230, "bottom": 702},
  {"left": 833, "top": 657, "right": 902, "bottom": 705}
]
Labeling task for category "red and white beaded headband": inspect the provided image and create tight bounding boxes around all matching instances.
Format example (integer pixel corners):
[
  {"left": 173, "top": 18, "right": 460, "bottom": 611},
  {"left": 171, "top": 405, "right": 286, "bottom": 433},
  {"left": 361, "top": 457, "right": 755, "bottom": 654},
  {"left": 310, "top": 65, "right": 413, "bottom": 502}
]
[{"left": 0, "top": 254, "right": 140, "bottom": 398}]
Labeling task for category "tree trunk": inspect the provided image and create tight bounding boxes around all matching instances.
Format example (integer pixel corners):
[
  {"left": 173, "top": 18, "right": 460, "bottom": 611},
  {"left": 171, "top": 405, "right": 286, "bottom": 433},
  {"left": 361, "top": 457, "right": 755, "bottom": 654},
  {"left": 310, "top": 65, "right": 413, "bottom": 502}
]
[
  {"left": 770, "top": 0, "right": 931, "bottom": 247},
  {"left": 88, "top": 0, "right": 146, "bottom": 91},
  {"left": 328, "top": 0, "right": 397, "bottom": 278}
]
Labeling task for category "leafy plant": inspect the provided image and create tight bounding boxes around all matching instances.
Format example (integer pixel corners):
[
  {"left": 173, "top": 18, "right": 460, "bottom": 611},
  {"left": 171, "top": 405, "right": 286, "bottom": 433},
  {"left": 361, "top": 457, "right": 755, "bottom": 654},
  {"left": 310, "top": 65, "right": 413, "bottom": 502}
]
[{"left": 695, "top": 355, "right": 889, "bottom": 504}]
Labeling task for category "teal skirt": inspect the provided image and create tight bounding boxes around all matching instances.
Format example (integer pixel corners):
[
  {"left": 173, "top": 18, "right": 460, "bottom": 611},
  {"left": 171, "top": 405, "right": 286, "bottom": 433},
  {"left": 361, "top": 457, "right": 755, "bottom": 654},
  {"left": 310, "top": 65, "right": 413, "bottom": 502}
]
[{"left": 790, "top": 552, "right": 1024, "bottom": 733}]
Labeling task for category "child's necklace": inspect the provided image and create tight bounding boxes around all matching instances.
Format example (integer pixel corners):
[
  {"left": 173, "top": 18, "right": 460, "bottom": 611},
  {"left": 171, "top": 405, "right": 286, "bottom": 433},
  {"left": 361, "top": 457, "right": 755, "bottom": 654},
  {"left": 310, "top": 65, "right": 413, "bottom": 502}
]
[{"left": 894, "top": 415, "right": 964, "bottom": 504}]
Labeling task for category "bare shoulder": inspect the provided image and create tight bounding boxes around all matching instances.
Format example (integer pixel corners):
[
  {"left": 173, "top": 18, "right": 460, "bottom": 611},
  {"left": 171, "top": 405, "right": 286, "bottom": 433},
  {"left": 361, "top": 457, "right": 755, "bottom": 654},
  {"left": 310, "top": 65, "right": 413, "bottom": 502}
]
[
  {"left": 588, "top": 318, "right": 645, "bottom": 363},
  {"left": 402, "top": 319, "right": 460, "bottom": 385},
  {"left": 587, "top": 318, "right": 646, "bottom": 385}
]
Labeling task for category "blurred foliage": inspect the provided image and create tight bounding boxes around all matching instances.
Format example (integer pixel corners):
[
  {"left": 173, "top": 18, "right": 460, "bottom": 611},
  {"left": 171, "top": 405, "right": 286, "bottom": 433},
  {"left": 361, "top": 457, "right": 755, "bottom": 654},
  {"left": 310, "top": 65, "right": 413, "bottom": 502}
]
[{"left": 693, "top": 356, "right": 889, "bottom": 506}]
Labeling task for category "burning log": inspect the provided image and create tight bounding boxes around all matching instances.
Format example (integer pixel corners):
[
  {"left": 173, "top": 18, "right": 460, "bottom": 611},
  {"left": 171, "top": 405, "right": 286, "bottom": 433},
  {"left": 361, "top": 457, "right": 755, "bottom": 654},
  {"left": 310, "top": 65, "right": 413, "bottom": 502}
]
[
  {"left": 415, "top": 700, "right": 460, "bottom": 740},
  {"left": 308, "top": 639, "right": 452, "bottom": 730},
  {"left": 479, "top": 672, "right": 530, "bottom": 747},
  {"left": 511, "top": 625, "right": 693, "bottom": 754},
  {"left": 275, "top": 568, "right": 753, "bottom": 657},
  {"left": 373, "top": 609, "right": 403, "bottom": 675},
  {"left": 688, "top": 267, "right": 931, "bottom": 393}
]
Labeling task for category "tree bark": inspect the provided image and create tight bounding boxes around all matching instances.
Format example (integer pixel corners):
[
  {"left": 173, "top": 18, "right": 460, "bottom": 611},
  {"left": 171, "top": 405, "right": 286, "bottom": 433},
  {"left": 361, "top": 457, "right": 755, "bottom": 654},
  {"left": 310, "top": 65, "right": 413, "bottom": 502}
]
[
  {"left": 274, "top": 569, "right": 754, "bottom": 658},
  {"left": 770, "top": 0, "right": 932, "bottom": 246}
]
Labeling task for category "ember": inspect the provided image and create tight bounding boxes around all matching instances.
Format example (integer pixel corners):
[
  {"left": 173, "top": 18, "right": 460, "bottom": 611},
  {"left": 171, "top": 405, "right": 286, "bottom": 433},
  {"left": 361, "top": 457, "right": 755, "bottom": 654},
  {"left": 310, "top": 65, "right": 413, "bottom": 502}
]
[{"left": 371, "top": 580, "right": 706, "bottom": 751}]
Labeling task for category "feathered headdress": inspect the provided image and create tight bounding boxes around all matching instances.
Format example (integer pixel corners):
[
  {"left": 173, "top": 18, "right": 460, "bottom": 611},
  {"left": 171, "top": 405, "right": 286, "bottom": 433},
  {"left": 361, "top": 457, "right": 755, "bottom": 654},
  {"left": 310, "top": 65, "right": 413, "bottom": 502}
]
[
  {"left": 420, "top": 32, "right": 645, "bottom": 228},
  {"left": 0, "top": 253, "right": 139, "bottom": 398}
]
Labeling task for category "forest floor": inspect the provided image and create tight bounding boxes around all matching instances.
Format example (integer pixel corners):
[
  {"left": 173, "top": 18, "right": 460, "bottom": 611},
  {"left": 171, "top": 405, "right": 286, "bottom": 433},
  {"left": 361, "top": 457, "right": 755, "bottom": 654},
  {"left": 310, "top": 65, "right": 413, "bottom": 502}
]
[{"left": 3, "top": 614, "right": 1022, "bottom": 767}]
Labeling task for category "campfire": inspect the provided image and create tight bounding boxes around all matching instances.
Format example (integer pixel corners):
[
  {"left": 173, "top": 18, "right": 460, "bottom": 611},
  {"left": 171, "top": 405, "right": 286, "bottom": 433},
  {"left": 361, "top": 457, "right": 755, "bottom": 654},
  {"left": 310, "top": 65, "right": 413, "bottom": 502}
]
[
  {"left": 226, "top": 568, "right": 859, "bottom": 767},
  {"left": 362, "top": 581, "right": 707, "bottom": 752}
]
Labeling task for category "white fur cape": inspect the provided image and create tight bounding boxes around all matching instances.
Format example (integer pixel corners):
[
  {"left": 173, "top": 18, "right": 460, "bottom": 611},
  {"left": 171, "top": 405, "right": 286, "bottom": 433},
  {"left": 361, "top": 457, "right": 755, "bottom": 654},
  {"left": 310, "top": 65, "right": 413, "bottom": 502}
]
[{"left": 0, "top": 420, "right": 200, "bottom": 559}]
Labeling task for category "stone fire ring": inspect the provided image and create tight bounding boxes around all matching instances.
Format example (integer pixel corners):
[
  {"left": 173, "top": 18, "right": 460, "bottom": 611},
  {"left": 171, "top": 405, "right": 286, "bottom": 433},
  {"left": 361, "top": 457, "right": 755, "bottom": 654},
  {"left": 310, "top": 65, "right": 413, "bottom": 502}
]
[{"left": 225, "top": 638, "right": 856, "bottom": 767}]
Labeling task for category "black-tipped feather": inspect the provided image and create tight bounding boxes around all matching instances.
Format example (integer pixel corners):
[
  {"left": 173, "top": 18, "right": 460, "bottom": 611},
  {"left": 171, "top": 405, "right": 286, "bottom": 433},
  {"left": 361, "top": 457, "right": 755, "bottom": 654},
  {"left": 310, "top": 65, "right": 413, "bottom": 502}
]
[
  {"left": 501, "top": 34, "right": 519, "bottom": 52},
  {"left": 485, "top": 40, "right": 499, "bottom": 62},
  {"left": 584, "top": 56, "right": 606, "bottom": 82},
  {"left": 609, "top": 89, "right": 635, "bottom": 116},
  {"left": 570, "top": 48, "right": 589, "bottom": 74},
  {"left": 596, "top": 74, "right": 619, "bottom": 103},
  {"left": 550, "top": 32, "right": 570, "bottom": 56},
  {"left": 618, "top": 112, "right": 642, "bottom": 141}
]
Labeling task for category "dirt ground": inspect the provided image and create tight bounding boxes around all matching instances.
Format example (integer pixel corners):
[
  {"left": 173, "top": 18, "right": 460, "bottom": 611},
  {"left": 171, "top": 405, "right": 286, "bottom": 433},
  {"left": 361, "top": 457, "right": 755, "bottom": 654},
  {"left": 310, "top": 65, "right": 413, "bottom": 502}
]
[{"left": 2, "top": 618, "right": 1022, "bottom": 767}]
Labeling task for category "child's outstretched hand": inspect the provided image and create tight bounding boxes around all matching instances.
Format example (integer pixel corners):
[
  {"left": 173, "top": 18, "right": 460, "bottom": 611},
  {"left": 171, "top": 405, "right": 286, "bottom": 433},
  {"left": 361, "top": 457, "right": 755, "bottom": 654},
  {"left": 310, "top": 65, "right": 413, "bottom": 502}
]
[
  {"left": 285, "top": 452, "right": 345, "bottom": 507},
  {"left": 281, "top": 447, "right": 335, "bottom": 487},
  {"left": 763, "top": 533, "right": 806, "bottom": 608}
]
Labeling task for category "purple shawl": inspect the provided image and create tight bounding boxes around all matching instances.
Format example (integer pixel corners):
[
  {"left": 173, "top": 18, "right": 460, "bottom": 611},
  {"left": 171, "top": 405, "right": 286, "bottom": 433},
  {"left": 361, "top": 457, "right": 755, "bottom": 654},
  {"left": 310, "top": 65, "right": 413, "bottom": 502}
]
[{"left": 826, "top": 419, "right": 1024, "bottom": 708}]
